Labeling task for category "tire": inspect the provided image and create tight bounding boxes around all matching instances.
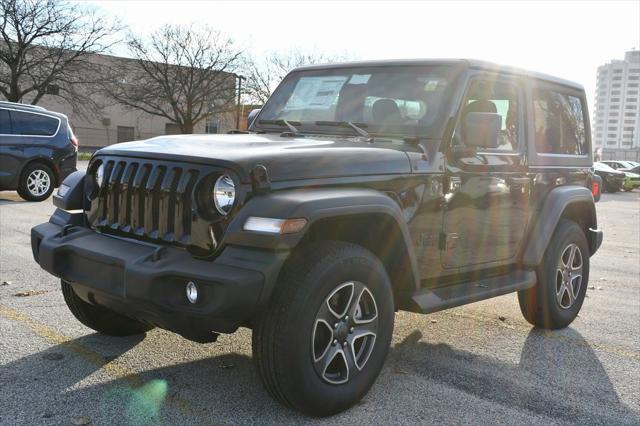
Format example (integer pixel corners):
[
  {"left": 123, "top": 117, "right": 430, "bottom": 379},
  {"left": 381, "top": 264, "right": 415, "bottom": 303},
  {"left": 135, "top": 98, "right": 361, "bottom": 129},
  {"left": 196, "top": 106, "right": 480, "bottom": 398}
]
[
  {"left": 61, "top": 280, "right": 153, "bottom": 336},
  {"left": 252, "top": 241, "right": 394, "bottom": 416},
  {"left": 605, "top": 179, "right": 619, "bottom": 193},
  {"left": 518, "top": 219, "right": 589, "bottom": 329},
  {"left": 17, "top": 162, "right": 55, "bottom": 202}
]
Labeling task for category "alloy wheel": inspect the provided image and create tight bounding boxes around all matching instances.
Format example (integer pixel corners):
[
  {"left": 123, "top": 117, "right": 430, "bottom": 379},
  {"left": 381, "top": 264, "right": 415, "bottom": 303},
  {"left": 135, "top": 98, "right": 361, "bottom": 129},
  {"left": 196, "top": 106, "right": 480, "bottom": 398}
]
[
  {"left": 311, "top": 281, "right": 378, "bottom": 385},
  {"left": 556, "top": 243, "right": 583, "bottom": 309},
  {"left": 27, "top": 169, "right": 51, "bottom": 197}
]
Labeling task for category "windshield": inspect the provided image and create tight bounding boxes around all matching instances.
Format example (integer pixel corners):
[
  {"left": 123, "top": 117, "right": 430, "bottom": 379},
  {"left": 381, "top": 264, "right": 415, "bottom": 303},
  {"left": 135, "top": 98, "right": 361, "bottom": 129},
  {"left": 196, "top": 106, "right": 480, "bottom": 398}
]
[{"left": 255, "top": 65, "right": 465, "bottom": 139}]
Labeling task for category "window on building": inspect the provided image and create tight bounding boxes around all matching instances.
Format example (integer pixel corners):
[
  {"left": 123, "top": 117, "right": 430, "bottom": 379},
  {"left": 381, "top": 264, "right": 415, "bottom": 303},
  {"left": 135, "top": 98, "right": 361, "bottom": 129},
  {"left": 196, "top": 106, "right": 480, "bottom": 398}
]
[
  {"left": 613, "top": 84, "right": 621, "bottom": 88},
  {"left": 607, "top": 133, "right": 617, "bottom": 137},
  {"left": 626, "top": 98, "right": 638, "bottom": 103},
  {"left": 625, "top": 105, "right": 637, "bottom": 109},
  {"left": 9, "top": 110, "right": 59, "bottom": 136},
  {"left": 613, "top": 69, "right": 622, "bottom": 74},
  {"left": 612, "top": 91, "right": 621, "bottom": 95},
  {"left": 629, "top": 90, "right": 639, "bottom": 95},
  {"left": 46, "top": 84, "right": 59, "bottom": 95},
  {"left": 533, "top": 88, "right": 587, "bottom": 155},
  {"left": 606, "top": 140, "right": 617, "bottom": 146},
  {"left": 611, "top": 98, "right": 620, "bottom": 102},
  {"left": 609, "top": 112, "right": 618, "bottom": 116},
  {"left": 629, "top": 76, "right": 640, "bottom": 81},
  {"left": 625, "top": 112, "right": 636, "bottom": 116},
  {"left": 623, "top": 126, "right": 635, "bottom": 131},
  {"left": 625, "top": 119, "right": 636, "bottom": 124},
  {"left": 613, "top": 76, "right": 622, "bottom": 80},
  {"left": 117, "top": 126, "right": 135, "bottom": 143},
  {"left": 608, "top": 126, "right": 617, "bottom": 130},
  {"left": 205, "top": 118, "right": 219, "bottom": 134},
  {"left": 165, "top": 123, "right": 181, "bottom": 135},
  {"left": 629, "top": 83, "right": 639, "bottom": 87}
]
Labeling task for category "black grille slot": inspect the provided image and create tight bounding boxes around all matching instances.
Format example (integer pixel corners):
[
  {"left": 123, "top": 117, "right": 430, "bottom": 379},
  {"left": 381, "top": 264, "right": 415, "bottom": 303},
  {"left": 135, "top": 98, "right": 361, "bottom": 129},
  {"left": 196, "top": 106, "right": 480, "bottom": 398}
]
[{"left": 89, "top": 157, "right": 203, "bottom": 248}]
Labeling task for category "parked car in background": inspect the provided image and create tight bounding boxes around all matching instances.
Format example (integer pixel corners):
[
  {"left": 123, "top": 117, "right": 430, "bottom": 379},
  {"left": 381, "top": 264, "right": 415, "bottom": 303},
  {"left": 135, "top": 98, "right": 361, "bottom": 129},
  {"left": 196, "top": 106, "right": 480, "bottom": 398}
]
[
  {"left": 622, "top": 170, "right": 640, "bottom": 191},
  {"left": 0, "top": 101, "right": 77, "bottom": 201},
  {"left": 593, "top": 161, "right": 625, "bottom": 193},
  {"left": 601, "top": 160, "right": 639, "bottom": 171}
]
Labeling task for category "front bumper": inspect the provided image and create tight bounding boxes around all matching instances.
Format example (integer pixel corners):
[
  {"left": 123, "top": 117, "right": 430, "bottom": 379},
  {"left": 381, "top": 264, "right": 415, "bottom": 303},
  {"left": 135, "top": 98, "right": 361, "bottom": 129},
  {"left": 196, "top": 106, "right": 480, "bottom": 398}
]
[{"left": 31, "top": 217, "right": 286, "bottom": 342}]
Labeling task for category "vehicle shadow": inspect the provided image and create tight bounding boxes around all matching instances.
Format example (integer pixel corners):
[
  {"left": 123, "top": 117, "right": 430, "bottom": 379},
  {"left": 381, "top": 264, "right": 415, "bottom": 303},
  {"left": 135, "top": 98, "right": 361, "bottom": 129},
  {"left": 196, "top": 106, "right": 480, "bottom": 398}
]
[
  {"left": 389, "top": 328, "right": 638, "bottom": 424},
  {"left": 0, "top": 191, "right": 26, "bottom": 204},
  {"left": 1, "top": 327, "right": 637, "bottom": 424}
]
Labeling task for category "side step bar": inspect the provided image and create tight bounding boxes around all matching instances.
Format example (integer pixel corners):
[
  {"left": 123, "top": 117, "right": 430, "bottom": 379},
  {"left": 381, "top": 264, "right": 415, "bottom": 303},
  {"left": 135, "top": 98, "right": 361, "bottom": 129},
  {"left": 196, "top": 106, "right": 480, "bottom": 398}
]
[{"left": 410, "top": 270, "right": 537, "bottom": 314}]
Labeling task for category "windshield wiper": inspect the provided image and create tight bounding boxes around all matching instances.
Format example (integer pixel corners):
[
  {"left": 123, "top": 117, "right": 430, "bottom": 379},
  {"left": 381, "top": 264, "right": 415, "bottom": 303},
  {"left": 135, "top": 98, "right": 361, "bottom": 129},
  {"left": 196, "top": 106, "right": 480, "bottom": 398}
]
[
  {"left": 314, "top": 121, "right": 373, "bottom": 142},
  {"left": 258, "top": 119, "right": 304, "bottom": 137}
]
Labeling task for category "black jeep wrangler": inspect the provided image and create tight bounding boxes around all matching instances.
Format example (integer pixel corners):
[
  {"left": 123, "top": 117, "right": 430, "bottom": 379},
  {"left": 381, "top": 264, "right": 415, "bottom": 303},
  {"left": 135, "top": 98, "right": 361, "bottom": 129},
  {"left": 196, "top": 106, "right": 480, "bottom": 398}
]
[{"left": 32, "top": 59, "right": 603, "bottom": 417}]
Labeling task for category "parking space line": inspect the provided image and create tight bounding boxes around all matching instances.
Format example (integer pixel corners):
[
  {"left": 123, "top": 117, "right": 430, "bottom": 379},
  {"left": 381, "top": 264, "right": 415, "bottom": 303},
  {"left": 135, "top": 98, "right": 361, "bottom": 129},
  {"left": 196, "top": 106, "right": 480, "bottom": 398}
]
[{"left": 0, "top": 304, "right": 198, "bottom": 418}]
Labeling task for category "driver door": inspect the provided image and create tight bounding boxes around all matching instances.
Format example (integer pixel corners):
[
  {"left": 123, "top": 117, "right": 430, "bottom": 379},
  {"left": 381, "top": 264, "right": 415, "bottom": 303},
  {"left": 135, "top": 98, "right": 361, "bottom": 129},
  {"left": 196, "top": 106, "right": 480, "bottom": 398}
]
[{"left": 441, "top": 75, "right": 530, "bottom": 269}]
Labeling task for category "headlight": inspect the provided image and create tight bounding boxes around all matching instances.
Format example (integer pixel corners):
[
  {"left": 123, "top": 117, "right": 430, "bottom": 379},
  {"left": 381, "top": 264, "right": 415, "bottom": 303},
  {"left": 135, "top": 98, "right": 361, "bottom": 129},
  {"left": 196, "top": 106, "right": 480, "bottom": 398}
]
[
  {"left": 213, "top": 175, "right": 235, "bottom": 215},
  {"left": 95, "top": 163, "right": 105, "bottom": 188}
]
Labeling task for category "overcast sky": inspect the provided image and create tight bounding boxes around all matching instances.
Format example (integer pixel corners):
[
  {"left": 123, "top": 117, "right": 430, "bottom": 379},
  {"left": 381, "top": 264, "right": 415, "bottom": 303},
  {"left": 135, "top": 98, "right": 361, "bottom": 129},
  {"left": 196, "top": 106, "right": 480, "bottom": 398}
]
[{"left": 87, "top": 0, "right": 640, "bottom": 110}]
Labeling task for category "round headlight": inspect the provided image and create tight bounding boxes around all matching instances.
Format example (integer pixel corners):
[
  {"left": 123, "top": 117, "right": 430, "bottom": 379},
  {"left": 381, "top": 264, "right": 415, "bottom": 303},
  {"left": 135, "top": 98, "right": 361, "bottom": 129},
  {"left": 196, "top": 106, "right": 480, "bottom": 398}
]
[
  {"left": 213, "top": 175, "right": 235, "bottom": 215},
  {"left": 95, "top": 163, "right": 105, "bottom": 188}
]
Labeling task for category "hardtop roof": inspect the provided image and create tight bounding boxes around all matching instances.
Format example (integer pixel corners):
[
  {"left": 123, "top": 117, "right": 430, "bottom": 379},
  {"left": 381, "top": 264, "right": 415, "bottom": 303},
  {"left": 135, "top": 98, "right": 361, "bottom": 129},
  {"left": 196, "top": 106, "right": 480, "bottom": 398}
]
[{"left": 292, "top": 58, "right": 584, "bottom": 91}]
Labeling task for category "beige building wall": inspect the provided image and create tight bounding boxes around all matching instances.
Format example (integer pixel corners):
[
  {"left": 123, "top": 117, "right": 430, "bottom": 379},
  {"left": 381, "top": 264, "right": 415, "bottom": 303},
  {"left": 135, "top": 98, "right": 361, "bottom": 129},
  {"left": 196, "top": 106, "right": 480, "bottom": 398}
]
[{"left": 17, "top": 53, "right": 237, "bottom": 149}]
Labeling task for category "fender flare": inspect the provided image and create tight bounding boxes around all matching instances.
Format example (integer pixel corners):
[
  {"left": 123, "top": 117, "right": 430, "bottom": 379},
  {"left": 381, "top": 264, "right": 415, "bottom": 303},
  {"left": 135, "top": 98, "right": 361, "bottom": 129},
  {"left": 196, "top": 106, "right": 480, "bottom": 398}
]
[
  {"left": 522, "top": 186, "right": 598, "bottom": 266},
  {"left": 224, "top": 187, "right": 421, "bottom": 289}
]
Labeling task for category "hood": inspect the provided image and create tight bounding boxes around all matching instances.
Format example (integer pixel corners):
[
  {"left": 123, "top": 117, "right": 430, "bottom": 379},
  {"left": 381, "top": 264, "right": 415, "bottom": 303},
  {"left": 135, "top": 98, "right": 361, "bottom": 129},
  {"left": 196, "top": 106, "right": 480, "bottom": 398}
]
[{"left": 96, "top": 134, "right": 412, "bottom": 182}]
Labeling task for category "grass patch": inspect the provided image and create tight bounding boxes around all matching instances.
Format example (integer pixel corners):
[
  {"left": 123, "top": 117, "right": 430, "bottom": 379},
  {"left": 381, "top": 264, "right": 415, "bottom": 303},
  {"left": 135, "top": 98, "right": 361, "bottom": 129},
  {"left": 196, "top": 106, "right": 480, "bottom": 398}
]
[{"left": 77, "top": 152, "right": 93, "bottom": 161}]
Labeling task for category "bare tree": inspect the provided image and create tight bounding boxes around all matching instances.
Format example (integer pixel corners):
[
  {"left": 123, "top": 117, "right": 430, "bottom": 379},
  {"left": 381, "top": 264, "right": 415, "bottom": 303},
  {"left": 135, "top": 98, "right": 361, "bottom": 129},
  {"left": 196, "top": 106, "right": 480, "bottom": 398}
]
[
  {"left": 104, "top": 24, "right": 243, "bottom": 134},
  {"left": 0, "top": 0, "right": 120, "bottom": 114},
  {"left": 244, "top": 48, "right": 350, "bottom": 104}
]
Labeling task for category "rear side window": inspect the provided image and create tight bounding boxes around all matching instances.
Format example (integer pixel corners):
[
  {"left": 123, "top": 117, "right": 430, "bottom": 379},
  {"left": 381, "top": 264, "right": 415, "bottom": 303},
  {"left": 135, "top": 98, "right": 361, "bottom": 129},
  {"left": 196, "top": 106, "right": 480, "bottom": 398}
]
[
  {"left": 0, "top": 109, "right": 10, "bottom": 134},
  {"left": 9, "top": 110, "right": 59, "bottom": 136},
  {"left": 533, "top": 89, "right": 587, "bottom": 155}
]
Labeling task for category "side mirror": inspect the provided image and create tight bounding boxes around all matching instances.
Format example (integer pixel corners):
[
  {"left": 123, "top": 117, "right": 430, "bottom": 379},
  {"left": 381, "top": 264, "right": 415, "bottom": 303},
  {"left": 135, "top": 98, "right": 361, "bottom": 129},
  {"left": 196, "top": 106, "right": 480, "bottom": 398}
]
[
  {"left": 462, "top": 112, "right": 501, "bottom": 148},
  {"left": 247, "top": 109, "right": 261, "bottom": 128}
]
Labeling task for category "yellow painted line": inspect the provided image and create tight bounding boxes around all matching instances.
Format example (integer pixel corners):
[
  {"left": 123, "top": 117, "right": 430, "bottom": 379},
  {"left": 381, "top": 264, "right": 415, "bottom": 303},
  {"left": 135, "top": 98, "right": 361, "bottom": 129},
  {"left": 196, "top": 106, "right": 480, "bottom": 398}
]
[
  {"left": 0, "top": 304, "right": 197, "bottom": 417},
  {"left": 445, "top": 310, "right": 640, "bottom": 360}
]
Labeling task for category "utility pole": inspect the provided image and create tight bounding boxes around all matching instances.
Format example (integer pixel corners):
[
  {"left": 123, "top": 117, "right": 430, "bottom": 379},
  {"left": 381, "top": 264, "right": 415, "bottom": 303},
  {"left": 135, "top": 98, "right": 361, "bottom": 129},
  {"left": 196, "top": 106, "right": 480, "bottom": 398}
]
[{"left": 235, "top": 74, "right": 245, "bottom": 129}]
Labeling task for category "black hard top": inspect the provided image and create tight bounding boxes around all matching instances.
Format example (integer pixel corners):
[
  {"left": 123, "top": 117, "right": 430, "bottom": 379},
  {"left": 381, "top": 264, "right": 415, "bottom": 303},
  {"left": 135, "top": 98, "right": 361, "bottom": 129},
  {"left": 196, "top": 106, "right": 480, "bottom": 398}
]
[{"left": 293, "top": 59, "right": 583, "bottom": 91}]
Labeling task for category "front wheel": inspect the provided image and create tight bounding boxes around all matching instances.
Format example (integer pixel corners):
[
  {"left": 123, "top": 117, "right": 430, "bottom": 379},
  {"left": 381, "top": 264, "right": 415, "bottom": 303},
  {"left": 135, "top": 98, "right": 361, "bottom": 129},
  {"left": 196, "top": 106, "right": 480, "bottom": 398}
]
[
  {"left": 518, "top": 219, "right": 590, "bottom": 329},
  {"left": 252, "top": 241, "right": 394, "bottom": 416}
]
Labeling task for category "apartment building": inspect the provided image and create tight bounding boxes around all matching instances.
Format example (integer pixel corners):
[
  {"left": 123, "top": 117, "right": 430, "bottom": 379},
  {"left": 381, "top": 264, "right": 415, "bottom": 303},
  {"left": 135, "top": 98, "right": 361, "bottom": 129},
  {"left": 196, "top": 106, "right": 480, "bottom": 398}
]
[{"left": 593, "top": 50, "right": 640, "bottom": 160}]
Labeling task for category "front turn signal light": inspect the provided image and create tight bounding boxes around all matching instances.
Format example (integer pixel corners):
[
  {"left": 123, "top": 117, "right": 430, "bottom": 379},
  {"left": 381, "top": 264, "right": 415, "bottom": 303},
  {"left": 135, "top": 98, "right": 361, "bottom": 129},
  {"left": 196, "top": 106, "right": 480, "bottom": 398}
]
[{"left": 244, "top": 217, "right": 307, "bottom": 234}]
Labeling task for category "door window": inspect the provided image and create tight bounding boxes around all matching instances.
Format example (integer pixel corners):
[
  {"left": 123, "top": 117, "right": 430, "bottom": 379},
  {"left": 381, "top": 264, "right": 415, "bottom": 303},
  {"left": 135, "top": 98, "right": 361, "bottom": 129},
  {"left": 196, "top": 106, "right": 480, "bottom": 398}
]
[
  {"left": 533, "top": 89, "right": 587, "bottom": 155},
  {"left": 456, "top": 79, "right": 520, "bottom": 151},
  {"left": 0, "top": 109, "right": 10, "bottom": 134},
  {"left": 9, "top": 110, "right": 59, "bottom": 136}
]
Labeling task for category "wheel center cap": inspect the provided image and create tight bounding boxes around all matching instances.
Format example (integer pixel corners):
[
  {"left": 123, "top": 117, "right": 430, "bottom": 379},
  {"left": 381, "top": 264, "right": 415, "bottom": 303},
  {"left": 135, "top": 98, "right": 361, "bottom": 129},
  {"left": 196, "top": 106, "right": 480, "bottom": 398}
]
[{"left": 335, "top": 321, "right": 349, "bottom": 341}]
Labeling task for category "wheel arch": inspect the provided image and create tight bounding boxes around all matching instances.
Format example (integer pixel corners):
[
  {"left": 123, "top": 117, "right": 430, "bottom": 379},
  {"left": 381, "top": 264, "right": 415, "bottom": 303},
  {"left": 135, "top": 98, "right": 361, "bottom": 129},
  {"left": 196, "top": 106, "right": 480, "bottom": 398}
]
[
  {"left": 19, "top": 156, "right": 59, "bottom": 186},
  {"left": 522, "top": 186, "right": 600, "bottom": 266},
  {"left": 224, "top": 187, "right": 421, "bottom": 307}
]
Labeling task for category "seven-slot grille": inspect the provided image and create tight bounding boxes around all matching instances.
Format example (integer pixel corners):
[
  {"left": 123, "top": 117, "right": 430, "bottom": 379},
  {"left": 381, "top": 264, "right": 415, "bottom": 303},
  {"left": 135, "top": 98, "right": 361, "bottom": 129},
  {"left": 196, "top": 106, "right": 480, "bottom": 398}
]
[{"left": 88, "top": 157, "right": 201, "bottom": 245}]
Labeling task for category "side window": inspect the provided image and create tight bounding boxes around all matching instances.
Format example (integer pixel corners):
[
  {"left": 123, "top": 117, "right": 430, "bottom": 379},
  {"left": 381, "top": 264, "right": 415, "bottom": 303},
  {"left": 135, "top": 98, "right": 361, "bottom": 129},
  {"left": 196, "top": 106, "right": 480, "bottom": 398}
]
[
  {"left": 457, "top": 79, "right": 520, "bottom": 151},
  {"left": 0, "top": 109, "right": 10, "bottom": 134},
  {"left": 9, "top": 110, "right": 59, "bottom": 136},
  {"left": 533, "top": 89, "right": 587, "bottom": 155}
]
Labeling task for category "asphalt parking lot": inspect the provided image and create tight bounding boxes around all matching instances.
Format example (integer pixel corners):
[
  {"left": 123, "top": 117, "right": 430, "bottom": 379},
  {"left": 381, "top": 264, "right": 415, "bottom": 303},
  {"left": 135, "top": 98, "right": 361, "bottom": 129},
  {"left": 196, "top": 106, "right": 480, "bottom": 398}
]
[{"left": 1, "top": 173, "right": 638, "bottom": 425}]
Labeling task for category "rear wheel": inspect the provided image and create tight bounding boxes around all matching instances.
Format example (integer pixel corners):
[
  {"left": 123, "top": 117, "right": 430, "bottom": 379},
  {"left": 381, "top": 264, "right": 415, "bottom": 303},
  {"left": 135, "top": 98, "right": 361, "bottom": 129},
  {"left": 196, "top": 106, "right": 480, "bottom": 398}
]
[
  {"left": 17, "top": 163, "right": 55, "bottom": 201},
  {"left": 518, "top": 219, "right": 589, "bottom": 329},
  {"left": 252, "top": 241, "right": 394, "bottom": 416},
  {"left": 62, "top": 280, "right": 153, "bottom": 336}
]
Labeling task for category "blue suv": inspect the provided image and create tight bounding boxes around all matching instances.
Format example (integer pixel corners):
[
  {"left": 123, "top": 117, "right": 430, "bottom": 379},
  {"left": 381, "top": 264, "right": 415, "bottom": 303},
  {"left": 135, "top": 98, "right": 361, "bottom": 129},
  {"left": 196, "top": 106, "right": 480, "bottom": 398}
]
[{"left": 0, "top": 101, "right": 78, "bottom": 201}]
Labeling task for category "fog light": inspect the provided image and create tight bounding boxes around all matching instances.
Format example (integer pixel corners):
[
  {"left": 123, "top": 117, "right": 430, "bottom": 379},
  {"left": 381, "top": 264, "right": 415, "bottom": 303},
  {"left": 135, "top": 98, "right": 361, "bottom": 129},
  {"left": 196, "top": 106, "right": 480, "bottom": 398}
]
[{"left": 186, "top": 281, "right": 198, "bottom": 304}]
